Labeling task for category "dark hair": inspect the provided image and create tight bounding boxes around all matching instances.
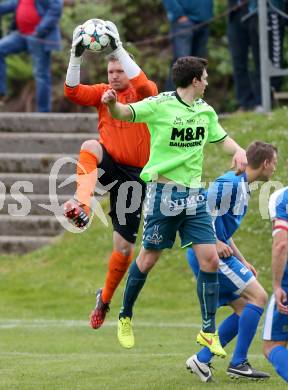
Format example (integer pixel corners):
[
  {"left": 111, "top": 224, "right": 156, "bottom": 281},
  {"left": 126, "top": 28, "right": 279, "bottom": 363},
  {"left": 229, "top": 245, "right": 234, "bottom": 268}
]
[
  {"left": 107, "top": 52, "right": 135, "bottom": 62},
  {"left": 172, "top": 56, "right": 208, "bottom": 88},
  {"left": 246, "top": 141, "right": 278, "bottom": 168}
]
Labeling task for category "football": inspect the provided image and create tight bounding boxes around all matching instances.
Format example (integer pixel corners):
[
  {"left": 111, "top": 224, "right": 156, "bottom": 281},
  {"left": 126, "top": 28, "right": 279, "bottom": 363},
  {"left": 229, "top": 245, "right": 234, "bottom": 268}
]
[{"left": 80, "top": 19, "right": 111, "bottom": 52}]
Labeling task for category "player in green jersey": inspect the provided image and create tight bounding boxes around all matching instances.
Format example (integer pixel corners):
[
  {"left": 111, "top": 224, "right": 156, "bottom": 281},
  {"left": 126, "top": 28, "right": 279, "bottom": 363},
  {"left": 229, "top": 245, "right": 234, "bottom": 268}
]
[{"left": 101, "top": 56, "right": 247, "bottom": 357}]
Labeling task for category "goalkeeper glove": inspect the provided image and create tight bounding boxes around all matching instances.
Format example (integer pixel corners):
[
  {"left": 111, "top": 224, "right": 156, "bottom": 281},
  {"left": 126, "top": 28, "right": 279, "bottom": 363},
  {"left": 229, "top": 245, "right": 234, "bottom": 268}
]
[
  {"left": 66, "top": 25, "right": 84, "bottom": 85},
  {"left": 104, "top": 21, "right": 122, "bottom": 51},
  {"left": 71, "top": 25, "right": 85, "bottom": 58}
]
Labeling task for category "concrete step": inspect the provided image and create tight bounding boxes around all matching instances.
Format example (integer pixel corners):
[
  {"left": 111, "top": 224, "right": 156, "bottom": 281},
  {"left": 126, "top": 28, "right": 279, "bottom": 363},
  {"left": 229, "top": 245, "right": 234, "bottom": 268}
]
[
  {"left": 0, "top": 113, "right": 98, "bottom": 133},
  {"left": 0, "top": 153, "right": 77, "bottom": 174},
  {"left": 0, "top": 173, "right": 76, "bottom": 196},
  {"left": 0, "top": 194, "right": 71, "bottom": 215},
  {"left": 0, "top": 113, "right": 102, "bottom": 254},
  {"left": 0, "top": 133, "right": 97, "bottom": 154},
  {"left": 0, "top": 235, "right": 56, "bottom": 254},
  {"left": 0, "top": 215, "right": 64, "bottom": 236}
]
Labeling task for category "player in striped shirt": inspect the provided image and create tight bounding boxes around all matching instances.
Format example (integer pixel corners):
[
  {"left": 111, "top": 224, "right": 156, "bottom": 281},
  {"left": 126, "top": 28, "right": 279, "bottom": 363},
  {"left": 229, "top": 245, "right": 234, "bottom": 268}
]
[
  {"left": 263, "top": 186, "right": 288, "bottom": 383},
  {"left": 187, "top": 141, "right": 277, "bottom": 381}
]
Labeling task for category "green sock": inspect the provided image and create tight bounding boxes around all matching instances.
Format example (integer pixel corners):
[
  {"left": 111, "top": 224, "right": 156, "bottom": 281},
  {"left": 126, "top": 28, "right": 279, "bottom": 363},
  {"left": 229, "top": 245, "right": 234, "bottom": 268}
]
[
  {"left": 119, "top": 260, "right": 147, "bottom": 319},
  {"left": 197, "top": 270, "right": 219, "bottom": 333}
]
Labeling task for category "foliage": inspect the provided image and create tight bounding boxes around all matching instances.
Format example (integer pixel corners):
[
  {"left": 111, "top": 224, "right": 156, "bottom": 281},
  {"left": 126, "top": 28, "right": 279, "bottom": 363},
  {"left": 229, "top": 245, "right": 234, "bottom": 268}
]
[
  {"left": 2, "top": 0, "right": 287, "bottom": 112},
  {"left": 0, "top": 0, "right": 236, "bottom": 112},
  {"left": 6, "top": 54, "right": 33, "bottom": 81}
]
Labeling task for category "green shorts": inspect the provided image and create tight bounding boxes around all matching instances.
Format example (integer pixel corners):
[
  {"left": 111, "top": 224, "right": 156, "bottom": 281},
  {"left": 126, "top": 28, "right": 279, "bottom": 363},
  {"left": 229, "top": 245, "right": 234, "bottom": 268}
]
[{"left": 142, "top": 183, "right": 216, "bottom": 250}]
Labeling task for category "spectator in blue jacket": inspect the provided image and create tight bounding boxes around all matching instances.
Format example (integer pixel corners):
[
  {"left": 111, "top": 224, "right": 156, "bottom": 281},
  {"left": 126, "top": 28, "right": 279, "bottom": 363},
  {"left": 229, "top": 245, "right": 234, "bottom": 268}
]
[
  {"left": 0, "top": 0, "right": 63, "bottom": 112},
  {"left": 163, "top": 0, "right": 213, "bottom": 90}
]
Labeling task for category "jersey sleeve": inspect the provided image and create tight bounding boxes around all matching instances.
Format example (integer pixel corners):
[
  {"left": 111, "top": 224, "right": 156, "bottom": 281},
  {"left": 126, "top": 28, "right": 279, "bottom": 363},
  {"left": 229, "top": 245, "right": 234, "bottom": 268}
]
[
  {"left": 64, "top": 83, "right": 106, "bottom": 109},
  {"left": 207, "top": 178, "right": 234, "bottom": 215},
  {"left": 128, "top": 95, "right": 158, "bottom": 123},
  {"left": 207, "top": 110, "right": 227, "bottom": 143},
  {"left": 269, "top": 189, "right": 288, "bottom": 234},
  {"left": 129, "top": 71, "right": 158, "bottom": 99},
  {"left": 207, "top": 173, "right": 246, "bottom": 216}
]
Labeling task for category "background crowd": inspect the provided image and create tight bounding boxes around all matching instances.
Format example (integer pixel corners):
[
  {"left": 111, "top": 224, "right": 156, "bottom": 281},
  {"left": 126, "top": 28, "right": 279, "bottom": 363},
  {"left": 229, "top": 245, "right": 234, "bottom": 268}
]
[{"left": 0, "top": 0, "right": 287, "bottom": 113}]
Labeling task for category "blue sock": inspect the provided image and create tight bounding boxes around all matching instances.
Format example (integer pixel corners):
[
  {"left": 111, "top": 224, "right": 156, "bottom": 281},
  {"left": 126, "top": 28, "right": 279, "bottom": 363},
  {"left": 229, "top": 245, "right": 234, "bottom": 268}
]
[
  {"left": 197, "top": 270, "right": 219, "bottom": 333},
  {"left": 197, "top": 313, "right": 239, "bottom": 363},
  {"left": 268, "top": 345, "right": 288, "bottom": 382},
  {"left": 230, "top": 303, "right": 263, "bottom": 367},
  {"left": 119, "top": 260, "right": 147, "bottom": 319}
]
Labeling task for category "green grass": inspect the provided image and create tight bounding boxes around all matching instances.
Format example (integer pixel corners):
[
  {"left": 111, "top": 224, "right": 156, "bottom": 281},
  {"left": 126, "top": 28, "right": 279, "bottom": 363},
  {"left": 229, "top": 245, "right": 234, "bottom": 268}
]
[{"left": 0, "top": 109, "right": 287, "bottom": 389}]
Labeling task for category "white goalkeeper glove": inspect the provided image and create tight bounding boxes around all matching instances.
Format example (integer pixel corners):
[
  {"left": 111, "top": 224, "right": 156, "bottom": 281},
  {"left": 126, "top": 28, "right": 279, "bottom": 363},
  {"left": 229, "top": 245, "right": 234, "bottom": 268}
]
[
  {"left": 104, "top": 20, "right": 122, "bottom": 51},
  {"left": 71, "top": 25, "right": 85, "bottom": 59},
  {"left": 104, "top": 21, "right": 141, "bottom": 79},
  {"left": 66, "top": 25, "right": 84, "bottom": 86}
]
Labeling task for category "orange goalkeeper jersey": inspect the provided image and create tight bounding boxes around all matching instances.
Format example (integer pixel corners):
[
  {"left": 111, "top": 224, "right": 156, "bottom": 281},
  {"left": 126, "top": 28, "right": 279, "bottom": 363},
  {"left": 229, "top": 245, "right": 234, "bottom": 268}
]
[{"left": 64, "top": 71, "right": 158, "bottom": 168}]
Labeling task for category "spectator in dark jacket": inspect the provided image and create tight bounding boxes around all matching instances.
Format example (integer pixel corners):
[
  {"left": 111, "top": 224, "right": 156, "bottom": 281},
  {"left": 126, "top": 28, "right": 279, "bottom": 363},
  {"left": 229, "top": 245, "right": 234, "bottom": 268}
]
[
  {"left": 227, "top": 0, "right": 261, "bottom": 111},
  {"left": 227, "top": 0, "right": 286, "bottom": 111},
  {"left": 0, "top": 0, "right": 63, "bottom": 112},
  {"left": 163, "top": 0, "right": 213, "bottom": 90}
]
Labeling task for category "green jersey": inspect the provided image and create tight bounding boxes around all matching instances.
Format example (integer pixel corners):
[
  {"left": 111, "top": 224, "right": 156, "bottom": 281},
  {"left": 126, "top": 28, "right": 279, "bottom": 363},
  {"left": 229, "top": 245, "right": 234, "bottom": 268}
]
[{"left": 128, "top": 91, "right": 227, "bottom": 188}]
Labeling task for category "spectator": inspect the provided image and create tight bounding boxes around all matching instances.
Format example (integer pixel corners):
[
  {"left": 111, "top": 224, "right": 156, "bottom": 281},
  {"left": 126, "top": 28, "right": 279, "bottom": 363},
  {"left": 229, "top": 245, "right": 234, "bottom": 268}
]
[
  {"left": 0, "top": 0, "right": 63, "bottom": 112},
  {"left": 228, "top": 0, "right": 286, "bottom": 111},
  {"left": 163, "top": 0, "right": 213, "bottom": 90},
  {"left": 227, "top": 0, "right": 262, "bottom": 112}
]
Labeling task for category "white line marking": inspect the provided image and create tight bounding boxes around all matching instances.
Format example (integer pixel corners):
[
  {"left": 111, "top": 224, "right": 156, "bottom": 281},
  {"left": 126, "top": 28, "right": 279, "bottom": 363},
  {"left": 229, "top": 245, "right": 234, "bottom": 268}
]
[
  {"left": 0, "top": 319, "right": 201, "bottom": 329},
  {"left": 0, "top": 351, "right": 266, "bottom": 359},
  {"left": 0, "top": 352, "right": 184, "bottom": 357}
]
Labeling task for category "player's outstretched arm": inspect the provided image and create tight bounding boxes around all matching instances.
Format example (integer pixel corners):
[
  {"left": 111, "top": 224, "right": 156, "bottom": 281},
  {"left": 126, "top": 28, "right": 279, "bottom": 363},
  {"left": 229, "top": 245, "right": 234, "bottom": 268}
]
[
  {"left": 104, "top": 20, "right": 158, "bottom": 98},
  {"left": 104, "top": 21, "right": 141, "bottom": 80},
  {"left": 219, "top": 136, "right": 247, "bottom": 175},
  {"left": 65, "top": 25, "right": 85, "bottom": 87},
  {"left": 102, "top": 89, "right": 133, "bottom": 121}
]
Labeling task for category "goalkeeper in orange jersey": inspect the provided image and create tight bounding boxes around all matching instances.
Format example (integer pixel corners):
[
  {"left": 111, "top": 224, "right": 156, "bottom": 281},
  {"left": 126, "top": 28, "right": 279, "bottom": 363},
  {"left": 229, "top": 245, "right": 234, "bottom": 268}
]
[{"left": 63, "top": 21, "right": 158, "bottom": 329}]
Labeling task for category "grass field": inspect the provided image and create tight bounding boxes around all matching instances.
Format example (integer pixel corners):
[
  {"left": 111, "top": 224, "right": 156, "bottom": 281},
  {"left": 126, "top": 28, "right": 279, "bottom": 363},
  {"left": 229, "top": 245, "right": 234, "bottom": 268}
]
[{"left": 0, "top": 109, "right": 287, "bottom": 389}]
